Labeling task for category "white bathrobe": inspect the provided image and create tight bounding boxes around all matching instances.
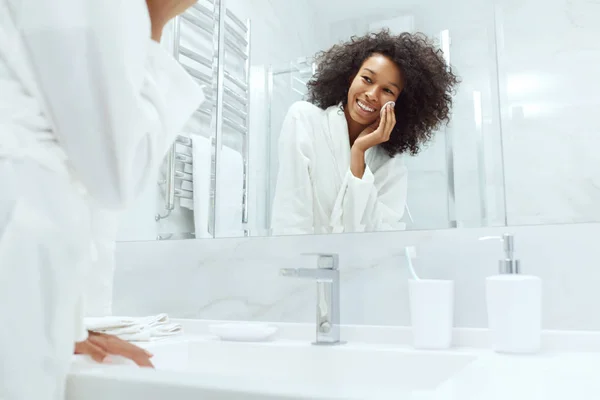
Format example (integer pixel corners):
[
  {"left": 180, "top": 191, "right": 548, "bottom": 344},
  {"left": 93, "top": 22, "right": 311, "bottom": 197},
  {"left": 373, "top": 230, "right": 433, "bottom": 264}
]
[
  {"left": 0, "top": 1, "right": 204, "bottom": 399},
  {"left": 271, "top": 101, "right": 408, "bottom": 235}
]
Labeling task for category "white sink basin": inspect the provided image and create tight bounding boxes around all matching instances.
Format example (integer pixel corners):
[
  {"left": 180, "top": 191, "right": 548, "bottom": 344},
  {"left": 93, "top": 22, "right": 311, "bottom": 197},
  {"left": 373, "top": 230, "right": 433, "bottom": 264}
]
[
  {"left": 153, "top": 339, "right": 476, "bottom": 398},
  {"left": 67, "top": 338, "right": 477, "bottom": 400}
]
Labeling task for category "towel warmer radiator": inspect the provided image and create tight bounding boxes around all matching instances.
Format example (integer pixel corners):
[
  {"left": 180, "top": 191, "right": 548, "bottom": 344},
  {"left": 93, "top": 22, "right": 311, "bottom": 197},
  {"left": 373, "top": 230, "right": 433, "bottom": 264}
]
[{"left": 156, "top": 0, "right": 251, "bottom": 240}]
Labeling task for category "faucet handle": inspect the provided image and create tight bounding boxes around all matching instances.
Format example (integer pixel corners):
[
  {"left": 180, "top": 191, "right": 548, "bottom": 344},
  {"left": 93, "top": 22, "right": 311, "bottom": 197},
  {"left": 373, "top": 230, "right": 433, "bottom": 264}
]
[{"left": 301, "top": 253, "right": 339, "bottom": 270}]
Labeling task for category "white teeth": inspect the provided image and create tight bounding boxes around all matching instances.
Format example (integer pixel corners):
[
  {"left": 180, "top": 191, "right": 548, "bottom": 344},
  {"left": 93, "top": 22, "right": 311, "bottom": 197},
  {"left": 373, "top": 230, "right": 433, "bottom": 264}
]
[{"left": 357, "top": 100, "right": 375, "bottom": 113}]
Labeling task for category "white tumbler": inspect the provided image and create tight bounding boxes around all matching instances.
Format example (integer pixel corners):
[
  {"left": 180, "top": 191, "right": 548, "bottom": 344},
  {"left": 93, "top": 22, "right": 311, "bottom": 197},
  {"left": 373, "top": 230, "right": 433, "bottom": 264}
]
[{"left": 408, "top": 279, "right": 455, "bottom": 349}]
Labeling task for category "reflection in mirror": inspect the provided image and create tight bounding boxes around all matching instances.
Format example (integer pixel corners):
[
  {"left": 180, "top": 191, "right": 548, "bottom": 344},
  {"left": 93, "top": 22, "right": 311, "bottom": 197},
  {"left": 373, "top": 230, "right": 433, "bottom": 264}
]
[
  {"left": 117, "top": 0, "right": 510, "bottom": 242},
  {"left": 269, "top": 31, "right": 459, "bottom": 236}
]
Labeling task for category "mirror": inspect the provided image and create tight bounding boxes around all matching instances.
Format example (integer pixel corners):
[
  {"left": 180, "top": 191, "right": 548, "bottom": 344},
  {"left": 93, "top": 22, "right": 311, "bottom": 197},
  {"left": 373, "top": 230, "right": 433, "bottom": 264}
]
[{"left": 116, "top": 0, "right": 599, "bottom": 241}]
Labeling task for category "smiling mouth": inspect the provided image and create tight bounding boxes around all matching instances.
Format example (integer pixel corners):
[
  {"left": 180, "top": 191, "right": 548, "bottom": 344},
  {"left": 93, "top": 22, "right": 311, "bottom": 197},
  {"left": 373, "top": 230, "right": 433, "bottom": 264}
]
[{"left": 357, "top": 99, "right": 376, "bottom": 113}]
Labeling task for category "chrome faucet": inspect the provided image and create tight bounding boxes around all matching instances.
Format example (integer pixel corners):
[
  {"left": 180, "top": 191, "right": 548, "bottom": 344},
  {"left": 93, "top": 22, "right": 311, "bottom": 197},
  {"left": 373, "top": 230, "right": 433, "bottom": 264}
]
[{"left": 280, "top": 253, "right": 344, "bottom": 346}]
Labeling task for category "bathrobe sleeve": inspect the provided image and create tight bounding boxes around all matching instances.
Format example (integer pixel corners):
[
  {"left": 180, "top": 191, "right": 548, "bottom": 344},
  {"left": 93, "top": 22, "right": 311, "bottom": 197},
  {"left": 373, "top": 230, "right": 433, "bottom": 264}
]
[
  {"left": 15, "top": 0, "right": 205, "bottom": 209},
  {"left": 270, "top": 103, "right": 316, "bottom": 235},
  {"left": 330, "top": 154, "right": 408, "bottom": 233},
  {"left": 73, "top": 295, "right": 89, "bottom": 342}
]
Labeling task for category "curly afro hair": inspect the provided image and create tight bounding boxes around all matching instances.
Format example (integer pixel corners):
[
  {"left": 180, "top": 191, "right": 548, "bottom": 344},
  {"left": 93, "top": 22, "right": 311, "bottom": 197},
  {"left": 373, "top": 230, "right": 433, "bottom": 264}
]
[{"left": 306, "top": 29, "right": 460, "bottom": 157}]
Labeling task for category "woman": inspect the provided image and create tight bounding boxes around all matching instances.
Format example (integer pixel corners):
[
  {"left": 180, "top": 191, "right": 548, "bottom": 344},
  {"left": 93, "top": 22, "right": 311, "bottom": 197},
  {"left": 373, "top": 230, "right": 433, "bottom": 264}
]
[
  {"left": 0, "top": 0, "right": 204, "bottom": 398},
  {"left": 271, "top": 30, "right": 459, "bottom": 235}
]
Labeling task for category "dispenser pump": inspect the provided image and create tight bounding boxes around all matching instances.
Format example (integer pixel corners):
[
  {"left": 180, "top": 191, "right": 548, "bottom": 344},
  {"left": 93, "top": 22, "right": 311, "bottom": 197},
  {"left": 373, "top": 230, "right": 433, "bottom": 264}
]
[{"left": 480, "top": 234, "right": 521, "bottom": 274}]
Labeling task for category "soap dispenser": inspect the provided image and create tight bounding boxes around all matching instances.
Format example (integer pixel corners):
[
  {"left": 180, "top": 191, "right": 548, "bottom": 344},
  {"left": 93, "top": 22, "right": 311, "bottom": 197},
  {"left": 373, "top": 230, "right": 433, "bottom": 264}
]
[{"left": 481, "top": 234, "right": 542, "bottom": 354}]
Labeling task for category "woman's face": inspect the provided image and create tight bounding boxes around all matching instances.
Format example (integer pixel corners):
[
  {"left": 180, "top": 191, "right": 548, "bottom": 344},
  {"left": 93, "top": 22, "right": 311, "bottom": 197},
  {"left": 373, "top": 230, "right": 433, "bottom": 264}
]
[{"left": 346, "top": 53, "right": 404, "bottom": 126}]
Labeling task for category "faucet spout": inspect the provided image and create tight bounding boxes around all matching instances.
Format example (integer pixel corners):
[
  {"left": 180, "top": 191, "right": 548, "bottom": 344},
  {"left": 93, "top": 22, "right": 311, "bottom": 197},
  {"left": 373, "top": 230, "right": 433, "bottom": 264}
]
[
  {"left": 279, "top": 268, "right": 299, "bottom": 277},
  {"left": 280, "top": 267, "right": 336, "bottom": 281}
]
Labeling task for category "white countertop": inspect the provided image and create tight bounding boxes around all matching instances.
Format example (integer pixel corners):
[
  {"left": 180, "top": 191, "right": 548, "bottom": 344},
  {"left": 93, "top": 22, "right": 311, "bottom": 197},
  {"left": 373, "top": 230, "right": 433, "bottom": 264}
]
[
  {"left": 68, "top": 320, "right": 600, "bottom": 400},
  {"left": 434, "top": 351, "right": 600, "bottom": 399}
]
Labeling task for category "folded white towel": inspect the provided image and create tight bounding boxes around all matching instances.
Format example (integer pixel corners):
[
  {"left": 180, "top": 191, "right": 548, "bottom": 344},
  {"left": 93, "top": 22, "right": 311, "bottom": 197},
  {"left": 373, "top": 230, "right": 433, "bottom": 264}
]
[
  {"left": 84, "top": 314, "right": 183, "bottom": 342},
  {"left": 115, "top": 324, "right": 183, "bottom": 342},
  {"left": 215, "top": 144, "right": 244, "bottom": 237},
  {"left": 190, "top": 134, "right": 212, "bottom": 238},
  {"left": 179, "top": 197, "right": 194, "bottom": 210}
]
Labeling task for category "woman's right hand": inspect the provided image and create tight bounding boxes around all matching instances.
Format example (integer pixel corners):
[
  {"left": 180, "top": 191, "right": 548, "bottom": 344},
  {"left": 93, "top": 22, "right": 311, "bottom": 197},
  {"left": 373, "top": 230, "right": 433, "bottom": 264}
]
[
  {"left": 352, "top": 102, "right": 397, "bottom": 153},
  {"left": 146, "top": 0, "right": 197, "bottom": 42},
  {"left": 349, "top": 102, "right": 396, "bottom": 178},
  {"left": 75, "top": 331, "right": 154, "bottom": 368}
]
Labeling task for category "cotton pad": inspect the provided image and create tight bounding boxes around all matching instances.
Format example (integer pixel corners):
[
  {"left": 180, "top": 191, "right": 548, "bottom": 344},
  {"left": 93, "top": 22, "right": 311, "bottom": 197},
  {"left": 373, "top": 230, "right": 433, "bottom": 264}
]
[{"left": 381, "top": 101, "right": 395, "bottom": 115}]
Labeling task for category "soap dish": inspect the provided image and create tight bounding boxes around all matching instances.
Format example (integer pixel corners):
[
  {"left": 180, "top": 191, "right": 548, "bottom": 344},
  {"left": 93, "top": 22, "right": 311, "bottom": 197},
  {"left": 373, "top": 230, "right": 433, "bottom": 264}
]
[{"left": 209, "top": 323, "right": 278, "bottom": 342}]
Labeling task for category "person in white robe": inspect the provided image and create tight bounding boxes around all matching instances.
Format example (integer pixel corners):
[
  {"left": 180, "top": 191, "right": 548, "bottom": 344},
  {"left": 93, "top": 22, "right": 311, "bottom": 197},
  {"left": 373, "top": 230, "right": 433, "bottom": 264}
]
[
  {"left": 271, "top": 101, "right": 408, "bottom": 235},
  {"left": 0, "top": 0, "right": 204, "bottom": 398},
  {"left": 271, "top": 31, "right": 459, "bottom": 236}
]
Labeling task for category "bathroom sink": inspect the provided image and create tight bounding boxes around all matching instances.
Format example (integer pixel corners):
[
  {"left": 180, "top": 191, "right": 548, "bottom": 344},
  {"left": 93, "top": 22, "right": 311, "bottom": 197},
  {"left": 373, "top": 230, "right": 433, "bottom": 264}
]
[
  {"left": 152, "top": 339, "right": 476, "bottom": 398},
  {"left": 67, "top": 338, "right": 477, "bottom": 399}
]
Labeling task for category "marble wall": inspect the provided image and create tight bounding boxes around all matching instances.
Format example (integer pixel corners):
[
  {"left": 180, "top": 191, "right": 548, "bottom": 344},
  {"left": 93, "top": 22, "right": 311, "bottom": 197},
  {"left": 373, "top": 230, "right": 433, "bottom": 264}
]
[
  {"left": 497, "top": 0, "right": 600, "bottom": 226},
  {"left": 114, "top": 222, "right": 600, "bottom": 331}
]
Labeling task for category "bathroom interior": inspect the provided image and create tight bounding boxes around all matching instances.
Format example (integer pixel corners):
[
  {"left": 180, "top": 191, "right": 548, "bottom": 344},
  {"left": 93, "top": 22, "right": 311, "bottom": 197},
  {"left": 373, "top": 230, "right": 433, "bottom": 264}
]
[{"left": 71, "top": 0, "right": 600, "bottom": 398}]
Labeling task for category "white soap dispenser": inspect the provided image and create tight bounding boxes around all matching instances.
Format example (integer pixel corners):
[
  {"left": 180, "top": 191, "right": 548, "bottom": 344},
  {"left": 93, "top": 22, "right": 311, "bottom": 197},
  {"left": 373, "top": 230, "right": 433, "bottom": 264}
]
[{"left": 480, "top": 234, "right": 542, "bottom": 354}]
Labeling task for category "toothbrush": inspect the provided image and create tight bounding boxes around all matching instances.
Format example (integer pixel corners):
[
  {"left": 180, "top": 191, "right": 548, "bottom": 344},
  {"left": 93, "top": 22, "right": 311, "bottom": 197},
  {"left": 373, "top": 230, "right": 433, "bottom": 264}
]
[{"left": 405, "top": 246, "right": 420, "bottom": 280}]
